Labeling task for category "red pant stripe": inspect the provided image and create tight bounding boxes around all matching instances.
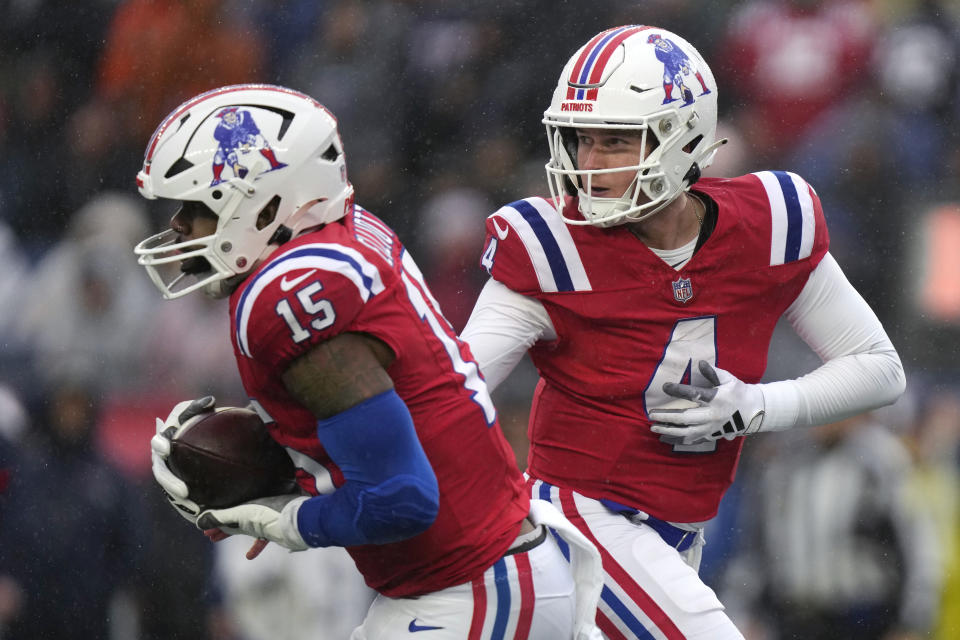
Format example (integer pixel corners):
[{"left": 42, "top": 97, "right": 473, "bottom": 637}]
[
  {"left": 468, "top": 575, "right": 487, "bottom": 640},
  {"left": 512, "top": 552, "right": 535, "bottom": 639},
  {"left": 558, "top": 488, "right": 686, "bottom": 639}
]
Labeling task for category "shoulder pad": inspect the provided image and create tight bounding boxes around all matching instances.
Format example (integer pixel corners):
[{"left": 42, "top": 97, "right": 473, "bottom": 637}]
[
  {"left": 483, "top": 197, "right": 592, "bottom": 294},
  {"left": 750, "top": 170, "right": 828, "bottom": 266},
  {"left": 234, "top": 242, "right": 387, "bottom": 366}
]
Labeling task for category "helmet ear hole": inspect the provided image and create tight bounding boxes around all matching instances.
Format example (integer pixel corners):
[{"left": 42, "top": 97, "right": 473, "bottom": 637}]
[
  {"left": 320, "top": 144, "right": 339, "bottom": 162},
  {"left": 256, "top": 195, "right": 282, "bottom": 230},
  {"left": 165, "top": 157, "right": 194, "bottom": 178},
  {"left": 684, "top": 135, "right": 704, "bottom": 154}
]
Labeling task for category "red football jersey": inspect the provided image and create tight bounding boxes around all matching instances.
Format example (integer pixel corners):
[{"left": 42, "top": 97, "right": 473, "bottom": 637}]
[
  {"left": 481, "top": 172, "right": 829, "bottom": 523},
  {"left": 229, "top": 205, "right": 528, "bottom": 597}
]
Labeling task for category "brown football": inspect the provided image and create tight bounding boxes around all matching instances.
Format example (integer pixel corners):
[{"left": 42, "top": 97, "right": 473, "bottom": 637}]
[{"left": 167, "top": 407, "right": 298, "bottom": 509}]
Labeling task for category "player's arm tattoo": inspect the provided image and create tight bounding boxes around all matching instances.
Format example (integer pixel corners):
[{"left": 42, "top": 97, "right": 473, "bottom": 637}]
[{"left": 282, "top": 332, "right": 396, "bottom": 419}]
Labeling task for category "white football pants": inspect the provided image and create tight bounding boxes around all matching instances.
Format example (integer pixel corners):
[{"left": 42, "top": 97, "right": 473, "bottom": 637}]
[
  {"left": 530, "top": 479, "right": 745, "bottom": 640},
  {"left": 350, "top": 499, "right": 603, "bottom": 639}
]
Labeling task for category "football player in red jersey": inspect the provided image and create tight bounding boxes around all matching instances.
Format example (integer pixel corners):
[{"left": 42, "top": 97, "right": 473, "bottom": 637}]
[
  {"left": 134, "top": 85, "right": 603, "bottom": 640},
  {"left": 460, "top": 26, "right": 906, "bottom": 639}
]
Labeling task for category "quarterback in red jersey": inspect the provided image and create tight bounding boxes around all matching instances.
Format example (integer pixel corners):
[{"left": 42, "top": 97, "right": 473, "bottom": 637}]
[
  {"left": 461, "top": 26, "right": 905, "bottom": 639},
  {"left": 134, "top": 85, "right": 602, "bottom": 639}
]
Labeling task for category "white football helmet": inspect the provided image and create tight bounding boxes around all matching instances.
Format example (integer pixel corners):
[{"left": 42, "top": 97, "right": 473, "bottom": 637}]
[
  {"left": 134, "top": 84, "right": 353, "bottom": 299},
  {"left": 544, "top": 26, "right": 725, "bottom": 227}
]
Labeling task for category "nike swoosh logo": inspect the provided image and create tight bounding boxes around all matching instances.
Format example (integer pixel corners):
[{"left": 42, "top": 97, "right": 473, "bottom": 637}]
[
  {"left": 492, "top": 217, "right": 509, "bottom": 240},
  {"left": 279, "top": 269, "right": 317, "bottom": 292},
  {"left": 408, "top": 619, "right": 444, "bottom": 633}
]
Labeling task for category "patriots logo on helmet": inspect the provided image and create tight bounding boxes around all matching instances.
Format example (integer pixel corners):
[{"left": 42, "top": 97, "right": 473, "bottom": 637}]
[
  {"left": 672, "top": 276, "right": 694, "bottom": 303},
  {"left": 647, "top": 33, "right": 711, "bottom": 106},
  {"left": 210, "top": 107, "right": 287, "bottom": 186}
]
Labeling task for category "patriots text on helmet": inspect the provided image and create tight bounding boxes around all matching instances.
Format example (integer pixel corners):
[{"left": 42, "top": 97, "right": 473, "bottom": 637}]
[{"left": 561, "top": 102, "right": 594, "bottom": 112}]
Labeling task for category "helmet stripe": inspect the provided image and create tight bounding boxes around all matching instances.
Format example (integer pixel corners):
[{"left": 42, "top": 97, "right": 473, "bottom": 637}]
[
  {"left": 584, "top": 26, "right": 651, "bottom": 100},
  {"left": 565, "top": 26, "right": 650, "bottom": 101},
  {"left": 566, "top": 26, "right": 623, "bottom": 100}
]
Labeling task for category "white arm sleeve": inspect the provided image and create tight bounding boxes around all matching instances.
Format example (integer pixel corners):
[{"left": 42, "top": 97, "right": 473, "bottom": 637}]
[
  {"left": 460, "top": 279, "right": 556, "bottom": 392},
  {"left": 760, "top": 252, "right": 906, "bottom": 431}
]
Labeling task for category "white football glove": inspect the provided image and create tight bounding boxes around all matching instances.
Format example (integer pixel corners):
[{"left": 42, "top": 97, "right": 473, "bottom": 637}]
[
  {"left": 197, "top": 494, "right": 310, "bottom": 552},
  {"left": 151, "top": 396, "right": 217, "bottom": 524},
  {"left": 648, "top": 361, "right": 765, "bottom": 445}
]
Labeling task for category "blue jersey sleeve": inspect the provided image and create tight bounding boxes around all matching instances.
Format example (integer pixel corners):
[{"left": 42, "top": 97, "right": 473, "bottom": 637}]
[{"left": 295, "top": 389, "right": 440, "bottom": 547}]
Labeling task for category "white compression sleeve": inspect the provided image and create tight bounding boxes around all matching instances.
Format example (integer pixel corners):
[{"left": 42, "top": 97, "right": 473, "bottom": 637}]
[
  {"left": 760, "top": 253, "right": 906, "bottom": 431},
  {"left": 460, "top": 279, "right": 556, "bottom": 392},
  {"left": 461, "top": 256, "right": 905, "bottom": 428}
]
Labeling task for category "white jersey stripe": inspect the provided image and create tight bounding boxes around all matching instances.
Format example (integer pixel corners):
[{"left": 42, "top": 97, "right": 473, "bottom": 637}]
[
  {"left": 494, "top": 204, "right": 558, "bottom": 293},
  {"left": 754, "top": 170, "right": 816, "bottom": 266},
  {"left": 527, "top": 197, "right": 592, "bottom": 291},
  {"left": 493, "top": 198, "right": 591, "bottom": 293},
  {"left": 284, "top": 446, "right": 336, "bottom": 494},
  {"left": 755, "top": 171, "right": 788, "bottom": 266},
  {"left": 401, "top": 250, "right": 444, "bottom": 321},
  {"left": 400, "top": 252, "right": 497, "bottom": 425},
  {"left": 790, "top": 172, "right": 816, "bottom": 261}
]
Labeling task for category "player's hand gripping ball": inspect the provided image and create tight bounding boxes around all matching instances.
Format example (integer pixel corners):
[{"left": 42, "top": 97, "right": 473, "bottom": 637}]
[
  {"left": 162, "top": 400, "right": 298, "bottom": 510},
  {"left": 168, "top": 407, "right": 297, "bottom": 509}
]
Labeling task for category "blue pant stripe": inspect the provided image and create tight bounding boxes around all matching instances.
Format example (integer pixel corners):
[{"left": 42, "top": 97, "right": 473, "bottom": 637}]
[
  {"left": 490, "top": 559, "right": 511, "bottom": 640},
  {"left": 601, "top": 585, "right": 657, "bottom": 639}
]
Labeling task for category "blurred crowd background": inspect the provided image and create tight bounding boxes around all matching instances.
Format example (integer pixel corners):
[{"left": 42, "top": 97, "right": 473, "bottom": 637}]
[{"left": 0, "top": 0, "right": 959, "bottom": 638}]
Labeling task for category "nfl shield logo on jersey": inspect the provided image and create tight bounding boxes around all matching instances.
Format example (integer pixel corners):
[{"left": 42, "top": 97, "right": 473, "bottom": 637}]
[{"left": 672, "top": 276, "right": 693, "bottom": 303}]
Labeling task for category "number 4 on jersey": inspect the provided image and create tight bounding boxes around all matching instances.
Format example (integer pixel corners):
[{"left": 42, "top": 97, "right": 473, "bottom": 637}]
[
  {"left": 645, "top": 316, "right": 718, "bottom": 453},
  {"left": 481, "top": 237, "right": 498, "bottom": 274}
]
